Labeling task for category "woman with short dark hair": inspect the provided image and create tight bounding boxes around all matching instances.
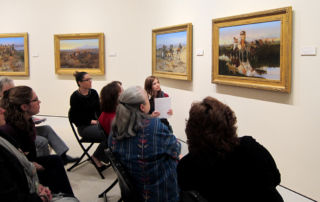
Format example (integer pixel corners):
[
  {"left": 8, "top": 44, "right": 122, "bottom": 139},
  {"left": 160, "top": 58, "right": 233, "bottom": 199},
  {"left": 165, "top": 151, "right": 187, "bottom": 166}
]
[
  {"left": 70, "top": 71, "right": 107, "bottom": 169},
  {"left": 177, "top": 96, "right": 283, "bottom": 202}
]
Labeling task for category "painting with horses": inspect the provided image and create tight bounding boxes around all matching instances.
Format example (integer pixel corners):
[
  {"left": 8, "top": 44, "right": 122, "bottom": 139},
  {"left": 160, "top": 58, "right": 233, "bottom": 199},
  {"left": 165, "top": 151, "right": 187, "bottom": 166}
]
[
  {"left": 212, "top": 7, "right": 292, "bottom": 92},
  {"left": 155, "top": 31, "right": 187, "bottom": 74},
  {"left": 218, "top": 21, "right": 281, "bottom": 81},
  {"left": 152, "top": 23, "right": 192, "bottom": 80}
]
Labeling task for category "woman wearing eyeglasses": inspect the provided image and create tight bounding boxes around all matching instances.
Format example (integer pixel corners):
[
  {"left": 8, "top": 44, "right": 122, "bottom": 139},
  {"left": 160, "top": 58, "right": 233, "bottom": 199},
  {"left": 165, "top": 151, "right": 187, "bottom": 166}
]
[
  {"left": 0, "top": 86, "right": 75, "bottom": 197},
  {"left": 70, "top": 71, "right": 108, "bottom": 170}
]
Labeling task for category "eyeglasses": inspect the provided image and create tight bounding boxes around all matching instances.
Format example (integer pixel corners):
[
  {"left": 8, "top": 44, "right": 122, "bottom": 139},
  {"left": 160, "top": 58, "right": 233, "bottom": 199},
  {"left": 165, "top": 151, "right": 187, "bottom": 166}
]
[
  {"left": 30, "top": 97, "right": 40, "bottom": 103},
  {"left": 81, "top": 78, "right": 92, "bottom": 82}
]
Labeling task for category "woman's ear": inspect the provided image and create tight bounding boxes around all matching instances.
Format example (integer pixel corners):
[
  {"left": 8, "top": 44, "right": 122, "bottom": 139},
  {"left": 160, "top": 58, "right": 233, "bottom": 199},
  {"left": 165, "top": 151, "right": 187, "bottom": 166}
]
[
  {"left": 140, "top": 103, "right": 145, "bottom": 112},
  {"left": 20, "top": 103, "right": 29, "bottom": 112}
]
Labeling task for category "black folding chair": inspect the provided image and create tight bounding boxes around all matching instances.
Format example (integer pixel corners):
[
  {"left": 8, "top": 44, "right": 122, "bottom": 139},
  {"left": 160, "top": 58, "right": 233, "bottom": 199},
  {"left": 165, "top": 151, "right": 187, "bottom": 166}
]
[
  {"left": 67, "top": 109, "right": 109, "bottom": 179},
  {"left": 99, "top": 148, "right": 139, "bottom": 202},
  {"left": 180, "top": 190, "right": 208, "bottom": 202}
]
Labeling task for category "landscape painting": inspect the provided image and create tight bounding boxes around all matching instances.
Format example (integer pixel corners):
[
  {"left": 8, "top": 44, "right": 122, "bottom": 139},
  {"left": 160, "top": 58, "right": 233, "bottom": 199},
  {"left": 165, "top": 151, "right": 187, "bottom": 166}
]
[
  {"left": 219, "top": 21, "right": 281, "bottom": 80},
  {"left": 152, "top": 23, "right": 192, "bottom": 80},
  {"left": 54, "top": 33, "right": 105, "bottom": 75},
  {"left": 0, "top": 33, "right": 29, "bottom": 76},
  {"left": 212, "top": 7, "right": 292, "bottom": 92}
]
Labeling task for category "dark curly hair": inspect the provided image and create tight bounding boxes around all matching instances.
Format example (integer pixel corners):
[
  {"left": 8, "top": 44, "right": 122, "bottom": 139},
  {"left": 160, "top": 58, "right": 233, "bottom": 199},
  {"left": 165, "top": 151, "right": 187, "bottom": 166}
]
[
  {"left": 0, "top": 86, "right": 34, "bottom": 137},
  {"left": 100, "top": 81, "right": 122, "bottom": 112},
  {"left": 185, "top": 96, "right": 239, "bottom": 157}
]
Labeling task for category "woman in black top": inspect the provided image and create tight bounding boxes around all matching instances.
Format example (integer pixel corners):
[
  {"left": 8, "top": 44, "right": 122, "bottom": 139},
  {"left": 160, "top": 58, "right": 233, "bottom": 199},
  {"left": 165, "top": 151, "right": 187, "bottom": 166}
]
[
  {"left": 69, "top": 71, "right": 107, "bottom": 169},
  {"left": 177, "top": 97, "right": 283, "bottom": 202}
]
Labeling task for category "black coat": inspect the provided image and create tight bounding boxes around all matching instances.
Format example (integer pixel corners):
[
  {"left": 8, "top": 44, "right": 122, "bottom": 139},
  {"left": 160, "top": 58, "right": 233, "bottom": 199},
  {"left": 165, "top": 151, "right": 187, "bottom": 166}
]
[
  {"left": 177, "top": 136, "right": 283, "bottom": 202},
  {"left": 0, "top": 134, "right": 42, "bottom": 202}
]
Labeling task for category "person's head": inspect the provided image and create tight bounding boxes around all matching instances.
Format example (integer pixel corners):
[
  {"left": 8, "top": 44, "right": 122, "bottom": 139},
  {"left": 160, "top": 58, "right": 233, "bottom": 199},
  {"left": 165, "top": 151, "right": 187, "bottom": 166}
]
[
  {"left": 111, "top": 86, "right": 149, "bottom": 140},
  {"left": 144, "top": 76, "right": 161, "bottom": 97},
  {"left": 0, "top": 77, "right": 15, "bottom": 97},
  {"left": 73, "top": 71, "right": 91, "bottom": 88},
  {"left": 1, "top": 86, "right": 40, "bottom": 133},
  {"left": 100, "top": 81, "right": 123, "bottom": 113},
  {"left": 185, "top": 96, "right": 239, "bottom": 156}
]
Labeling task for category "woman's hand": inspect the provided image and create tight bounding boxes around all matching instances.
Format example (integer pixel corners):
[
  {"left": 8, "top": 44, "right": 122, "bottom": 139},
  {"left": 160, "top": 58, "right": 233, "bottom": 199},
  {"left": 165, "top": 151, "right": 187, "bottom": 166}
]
[
  {"left": 151, "top": 111, "right": 160, "bottom": 117},
  {"left": 91, "top": 120, "right": 98, "bottom": 125},
  {"left": 33, "top": 162, "right": 45, "bottom": 171},
  {"left": 167, "top": 109, "right": 173, "bottom": 116},
  {"left": 38, "top": 184, "right": 52, "bottom": 202}
]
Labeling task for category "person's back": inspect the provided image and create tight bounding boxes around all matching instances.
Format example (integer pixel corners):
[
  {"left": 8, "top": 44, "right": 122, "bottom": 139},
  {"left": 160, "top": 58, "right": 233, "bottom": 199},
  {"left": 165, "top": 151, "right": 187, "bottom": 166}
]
[
  {"left": 177, "top": 97, "right": 283, "bottom": 202},
  {"left": 178, "top": 136, "right": 283, "bottom": 202},
  {"left": 110, "top": 118, "right": 180, "bottom": 202},
  {"left": 109, "top": 86, "right": 181, "bottom": 202}
]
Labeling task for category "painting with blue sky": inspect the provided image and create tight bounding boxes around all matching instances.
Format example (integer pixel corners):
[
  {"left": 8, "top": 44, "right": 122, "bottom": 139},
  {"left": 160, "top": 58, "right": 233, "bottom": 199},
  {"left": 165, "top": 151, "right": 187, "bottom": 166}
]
[
  {"left": 0, "top": 36, "right": 26, "bottom": 73},
  {"left": 0, "top": 37, "right": 24, "bottom": 50},
  {"left": 218, "top": 20, "right": 281, "bottom": 80},
  {"left": 155, "top": 30, "right": 188, "bottom": 74},
  {"left": 156, "top": 31, "right": 187, "bottom": 49},
  {"left": 219, "top": 21, "right": 281, "bottom": 45}
]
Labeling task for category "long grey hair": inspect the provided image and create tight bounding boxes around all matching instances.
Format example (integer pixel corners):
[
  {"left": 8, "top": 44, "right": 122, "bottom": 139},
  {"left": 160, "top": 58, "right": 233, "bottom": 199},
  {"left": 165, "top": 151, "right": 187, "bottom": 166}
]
[{"left": 111, "top": 86, "right": 149, "bottom": 140}]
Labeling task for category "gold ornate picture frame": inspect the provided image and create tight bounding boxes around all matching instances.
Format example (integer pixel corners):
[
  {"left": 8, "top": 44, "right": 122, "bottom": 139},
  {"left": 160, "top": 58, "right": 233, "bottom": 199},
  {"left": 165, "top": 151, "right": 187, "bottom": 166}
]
[
  {"left": 0, "top": 33, "right": 29, "bottom": 76},
  {"left": 212, "top": 7, "right": 292, "bottom": 92},
  {"left": 152, "top": 23, "right": 193, "bottom": 80},
  {"left": 54, "top": 33, "right": 105, "bottom": 75}
]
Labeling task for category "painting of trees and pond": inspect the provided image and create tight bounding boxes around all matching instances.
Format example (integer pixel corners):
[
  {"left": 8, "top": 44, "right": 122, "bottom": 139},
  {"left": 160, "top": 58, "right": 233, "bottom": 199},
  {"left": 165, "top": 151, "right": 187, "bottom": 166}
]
[
  {"left": 212, "top": 7, "right": 292, "bottom": 92},
  {"left": 219, "top": 21, "right": 281, "bottom": 80}
]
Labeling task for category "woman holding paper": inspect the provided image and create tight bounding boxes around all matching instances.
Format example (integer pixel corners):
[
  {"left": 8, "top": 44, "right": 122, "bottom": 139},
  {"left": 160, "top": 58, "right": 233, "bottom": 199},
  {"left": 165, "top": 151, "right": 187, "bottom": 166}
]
[{"left": 144, "top": 76, "right": 173, "bottom": 132}]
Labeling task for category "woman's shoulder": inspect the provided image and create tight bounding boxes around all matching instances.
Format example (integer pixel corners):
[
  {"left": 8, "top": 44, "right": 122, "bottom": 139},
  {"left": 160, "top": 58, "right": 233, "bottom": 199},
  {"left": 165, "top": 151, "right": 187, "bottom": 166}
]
[
  {"left": 90, "top": 88, "right": 98, "bottom": 95},
  {"left": 70, "top": 90, "right": 80, "bottom": 99}
]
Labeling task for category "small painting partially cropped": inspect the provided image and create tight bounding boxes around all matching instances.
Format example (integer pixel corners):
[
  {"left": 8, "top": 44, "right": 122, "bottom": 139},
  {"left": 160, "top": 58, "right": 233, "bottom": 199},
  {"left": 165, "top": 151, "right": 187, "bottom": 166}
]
[
  {"left": 0, "top": 37, "right": 25, "bottom": 72},
  {"left": 156, "top": 31, "right": 187, "bottom": 73},
  {"left": 219, "top": 21, "right": 281, "bottom": 80},
  {"left": 60, "top": 39, "right": 99, "bottom": 69}
]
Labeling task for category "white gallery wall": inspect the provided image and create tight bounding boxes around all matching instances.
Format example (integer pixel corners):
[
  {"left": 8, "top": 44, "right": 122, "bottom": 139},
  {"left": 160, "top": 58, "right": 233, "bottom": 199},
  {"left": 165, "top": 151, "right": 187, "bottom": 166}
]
[{"left": 1, "top": 0, "right": 319, "bottom": 200}]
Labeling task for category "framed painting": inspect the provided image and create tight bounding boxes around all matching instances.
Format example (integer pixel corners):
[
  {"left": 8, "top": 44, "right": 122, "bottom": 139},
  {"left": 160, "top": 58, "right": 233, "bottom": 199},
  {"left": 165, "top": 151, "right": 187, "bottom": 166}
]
[
  {"left": 54, "top": 33, "right": 105, "bottom": 75},
  {"left": 152, "top": 23, "right": 193, "bottom": 80},
  {"left": 0, "top": 33, "right": 29, "bottom": 76},
  {"left": 212, "top": 7, "right": 292, "bottom": 92}
]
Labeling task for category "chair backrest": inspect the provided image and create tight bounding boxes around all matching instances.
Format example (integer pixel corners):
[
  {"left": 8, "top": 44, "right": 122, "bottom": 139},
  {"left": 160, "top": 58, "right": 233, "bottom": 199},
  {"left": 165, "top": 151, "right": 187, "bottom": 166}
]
[
  {"left": 105, "top": 148, "right": 139, "bottom": 202},
  {"left": 68, "top": 109, "right": 82, "bottom": 143}
]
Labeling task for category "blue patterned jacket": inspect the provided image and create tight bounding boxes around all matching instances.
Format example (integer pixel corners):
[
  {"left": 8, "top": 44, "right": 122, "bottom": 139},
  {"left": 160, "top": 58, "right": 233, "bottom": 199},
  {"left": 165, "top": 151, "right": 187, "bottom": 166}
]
[{"left": 108, "top": 117, "right": 181, "bottom": 202}]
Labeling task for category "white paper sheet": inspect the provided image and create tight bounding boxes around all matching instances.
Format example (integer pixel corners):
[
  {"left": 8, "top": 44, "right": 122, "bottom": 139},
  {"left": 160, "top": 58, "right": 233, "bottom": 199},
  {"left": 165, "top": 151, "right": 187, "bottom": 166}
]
[{"left": 154, "top": 97, "right": 171, "bottom": 119}]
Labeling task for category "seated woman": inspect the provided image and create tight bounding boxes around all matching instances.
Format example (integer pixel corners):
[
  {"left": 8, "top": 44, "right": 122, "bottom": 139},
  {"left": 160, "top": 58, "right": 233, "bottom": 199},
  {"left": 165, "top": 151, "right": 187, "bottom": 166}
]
[
  {"left": 0, "top": 76, "right": 78, "bottom": 165},
  {"left": 98, "top": 81, "right": 123, "bottom": 135},
  {"left": 177, "top": 97, "right": 283, "bottom": 202},
  {"left": 108, "top": 86, "right": 181, "bottom": 202},
  {"left": 0, "top": 86, "right": 74, "bottom": 196},
  {"left": 144, "top": 76, "right": 173, "bottom": 132},
  {"left": 69, "top": 71, "right": 107, "bottom": 170}
]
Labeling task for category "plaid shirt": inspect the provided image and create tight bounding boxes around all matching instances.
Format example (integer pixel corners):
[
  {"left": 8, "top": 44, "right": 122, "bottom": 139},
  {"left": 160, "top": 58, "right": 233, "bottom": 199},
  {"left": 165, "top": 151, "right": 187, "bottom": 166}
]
[{"left": 109, "top": 118, "right": 181, "bottom": 202}]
